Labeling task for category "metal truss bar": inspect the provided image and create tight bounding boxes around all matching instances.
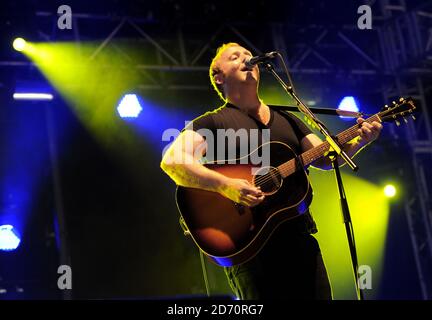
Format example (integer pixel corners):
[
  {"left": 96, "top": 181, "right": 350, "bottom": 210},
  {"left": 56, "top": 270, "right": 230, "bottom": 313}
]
[
  {"left": 45, "top": 105, "right": 73, "bottom": 300},
  {"left": 417, "top": 11, "right": 432, "bottom": 18},
  {"left": 292, "top": 29, "right": 328, "bottom": 69},
  {"left": 35, "top": 11, "right": 154, "bottom": 24},
  {"left": 228, "top": 25, "right": 262, "bottom": 55},
  {"left": 405, "top": 13, "right": 421, "bottom": 59},
  {"left": 138, "top": 84, "right": 208, "bottom": 90},
  {"left": 385, "top": 5, "right": 406, "bottom": 11},
  {"left": 380, "top": 0, "right": 392, "bottom": 19},
  {"left": 380, "top": 0, "right": 407, "bottom": 17},
  {"left": 405, "top": 200, "right": 431, "bottom": 299},
  {"left": 137, "top": 69, "right": 160, "bottom": 86},
  {"left": 413, "top": 146, "right": 432, "bottom": 153},
  {"left": 411, "top": 12, "right": 425, "bottom": 55},
  {"left": 337, "top": 32, "right": 379, "bottom": 68},
  {"left": 136, "top": 65, "right": 207, "bottom": 71},
  {"left": 0, "top": 61, "right": 35, "bottom": 66},
  {"left": 110, "top": 43, "right": 160, "bottom": 86},
  {"left": 416, "top": 77, "right": 432, "bottom": 140},
  {"left": 312, "top": 51, "right": 332, "bottom": 67},
  {"left": 271, "top": 23, "right": 289, "bottom": 70},
  {"left": 411, "top": 155, "right": 432, "bottom": 255},
  {"left": 89, "top": 18, "right": 126, "bottom": 61},
  {"left": 386, "top": 73, "right": 432, "bottom": 299},
  {"left": 292, "top": 48, "right": 312, "bottom": 69},
  {"left": 405, "top": 68, "right": 432, "bottom": 74},
  {"left": 384, "top": 26, "right": 398, "bottom": 71},
  {"left": 72, "top": 16, "right": 82, "bottom": 55},
  {"left": 387, "top": 25, "right": 399, "bottom": 70},
  {"left": 3, "top": 60, "right": 431, "bottom": 76},
  {"left": 128, "top": 20, "right": 180, "bottom": 65},
  {"left": 384, "top": 84, "right": 430, "bottom": 302},
  {"left": 37, "top": 29, "right": 51, "bottom": 42},
  {"left": 377, "top": 28, "right": 391, "bottom": 71},
  {"left": 426, "top": 28, "right": 432, "bottom": 52},
  {"left": 177, "top": 28, "right": 187, "bottom": 66},
  {"left": 315, "top": 29, "right": 329, "bottom": 43},
  {"left": 395, "top": 19, "right": 407, "bottom": 63},
  {"left": 73, "top": 16, "right": 80, "bottom": 43},
  {"left": 189, "top": 26, "right": 224, "bottom": 66}
]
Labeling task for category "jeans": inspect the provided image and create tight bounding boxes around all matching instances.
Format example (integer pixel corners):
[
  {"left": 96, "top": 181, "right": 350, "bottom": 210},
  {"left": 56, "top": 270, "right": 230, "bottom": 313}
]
[{"left": 224, "top": 231, "right": 332, "bottom": 300}]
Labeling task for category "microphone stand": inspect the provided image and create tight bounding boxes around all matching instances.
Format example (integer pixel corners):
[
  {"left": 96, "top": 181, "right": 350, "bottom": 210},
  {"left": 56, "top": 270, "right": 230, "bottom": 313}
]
[{"left": 264, "top": 62, "right": 365, "bottom": 300}]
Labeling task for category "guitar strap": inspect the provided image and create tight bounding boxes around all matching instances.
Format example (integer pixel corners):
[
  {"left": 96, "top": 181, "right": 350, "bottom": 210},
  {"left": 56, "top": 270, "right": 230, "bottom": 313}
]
[
  {"left": 269, "top": 105, "right": 308, "bottom": 173},
  {"left": 269, "top": 106, "right": 317, "bottom": 234},
  {"left": 179, "top": 215, "right": 190, "bottom": 236}
]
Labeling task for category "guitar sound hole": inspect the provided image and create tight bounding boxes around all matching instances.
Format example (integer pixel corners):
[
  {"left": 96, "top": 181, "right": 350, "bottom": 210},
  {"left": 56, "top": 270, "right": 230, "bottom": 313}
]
[{"left": 253, "top": 166, "right": 282, "bottom": 195}]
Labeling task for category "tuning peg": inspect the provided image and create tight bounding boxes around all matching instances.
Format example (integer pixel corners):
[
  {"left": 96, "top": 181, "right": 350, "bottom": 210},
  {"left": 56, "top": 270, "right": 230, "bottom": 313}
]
[
  {"left": 384, "top": 104, "right": 389, "bottom": 109},
  {"left": 393, "top": 116, "right": 400, "bottom": 126},
  {"left": 399, "top": 97, "right": 404, "bottom": 102},
  {"left": 403, "top": 117, "right": 408, "bottom": 124},
  {"left": 392, "top": 101, "right": 397, "bottom": 105},
  {"left": 411, "top": 114, "right": 416, "bottom": 120}
]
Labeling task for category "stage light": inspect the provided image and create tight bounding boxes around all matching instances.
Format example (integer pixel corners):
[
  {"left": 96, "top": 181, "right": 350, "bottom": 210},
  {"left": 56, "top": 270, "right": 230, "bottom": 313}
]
[
  {"left": 117, "top": 94, "right": 143, "bottom": 118},
  {"left": 384, "top": 184, "right": 396, "bottom": 198},
  {"left": 13, "top": 38, "right": 27, "bottom": 52},
  {"left": 338, "top": 96, "right": 359, "bottom": 119},
  {"left": 13, "top": 93, "right": 53, "bottom": 101},
  {"left": 0, "top": 225, "right": 21, "bottom": 251}
]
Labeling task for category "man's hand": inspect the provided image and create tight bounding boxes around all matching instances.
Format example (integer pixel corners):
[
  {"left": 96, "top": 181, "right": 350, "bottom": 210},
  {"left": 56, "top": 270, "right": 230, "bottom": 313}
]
[
  {"left": 219, "top": 178, "right": 265, "bottom": 207},
  {"left": 356, "top": 118, "right": 383, "bottom": 145}
]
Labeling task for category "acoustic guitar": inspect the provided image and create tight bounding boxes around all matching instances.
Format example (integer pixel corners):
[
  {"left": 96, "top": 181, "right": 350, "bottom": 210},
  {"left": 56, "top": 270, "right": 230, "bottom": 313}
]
[{"left": 176, "top": 98, "right": 416, "bottom": 266}]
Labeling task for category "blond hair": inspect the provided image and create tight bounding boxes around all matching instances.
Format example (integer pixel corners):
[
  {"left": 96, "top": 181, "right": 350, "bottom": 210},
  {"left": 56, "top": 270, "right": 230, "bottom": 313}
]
[{"left": 209, "top": 42, "right": 241, "bottom": 101}]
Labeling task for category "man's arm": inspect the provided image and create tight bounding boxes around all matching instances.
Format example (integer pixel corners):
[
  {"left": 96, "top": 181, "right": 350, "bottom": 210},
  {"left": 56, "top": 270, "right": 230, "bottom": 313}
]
[
  {"left": 160, "top": 130, "right": 264, "bottom": 206},
  {"left": 301, "top": 118, "right": 383, "bottom": 170}
]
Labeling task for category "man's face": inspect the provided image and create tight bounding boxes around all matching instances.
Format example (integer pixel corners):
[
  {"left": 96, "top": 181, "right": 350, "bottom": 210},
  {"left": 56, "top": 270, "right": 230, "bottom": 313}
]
[{"left": 214, "top": 45, "right": 260, "bottom": 91}]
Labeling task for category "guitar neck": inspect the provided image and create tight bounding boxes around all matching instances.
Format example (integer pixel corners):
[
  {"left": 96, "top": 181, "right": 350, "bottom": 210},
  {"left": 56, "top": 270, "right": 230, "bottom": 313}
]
[{"left": 278, "top": 114, "right": 381, "bottom": 178}]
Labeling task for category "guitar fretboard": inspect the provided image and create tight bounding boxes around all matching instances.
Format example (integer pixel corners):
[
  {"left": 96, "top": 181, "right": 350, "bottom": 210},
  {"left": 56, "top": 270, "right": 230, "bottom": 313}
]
[{"left": 278, "top": 114, "right": 381, "bottom": 177}]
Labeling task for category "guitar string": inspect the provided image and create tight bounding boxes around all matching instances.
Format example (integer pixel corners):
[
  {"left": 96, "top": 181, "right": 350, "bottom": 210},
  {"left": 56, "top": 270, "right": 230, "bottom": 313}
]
[
  {"left": 244, "top": 106, "right": 405, "bottom": 187},
  {"left": 253, "top": 132, "right": 349, "bottom": 187},
  {"left": 253, "top": 123, "right": 359, "bottom": 185},
  {"left": 253, "top": 138, "right": 337, "bottom": 187},
  {"left": 251, "top": 116, "right": 378, "bottom": 188}
]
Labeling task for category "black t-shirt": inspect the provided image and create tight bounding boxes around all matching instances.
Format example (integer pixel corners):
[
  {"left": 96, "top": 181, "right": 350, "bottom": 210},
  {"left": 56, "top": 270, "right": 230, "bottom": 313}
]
[
  {"left": 185, "top": 103, "right": 312, "bottom": 163},
  {"left": 184, "top": 102, "right": 318, "bottom": 235}
]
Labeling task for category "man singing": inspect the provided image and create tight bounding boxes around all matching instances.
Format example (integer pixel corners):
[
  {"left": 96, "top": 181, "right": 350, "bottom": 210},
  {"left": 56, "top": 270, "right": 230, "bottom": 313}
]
[{"left": 161, "top": 42, "right": 382, "bottom": 299}]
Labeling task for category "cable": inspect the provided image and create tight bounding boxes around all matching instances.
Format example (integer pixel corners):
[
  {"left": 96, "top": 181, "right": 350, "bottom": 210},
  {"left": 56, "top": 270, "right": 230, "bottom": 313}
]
[
  {"left": 276, "top": 52, "right": 296, "bottom": 94},
  {"left": 179, "top": 215, "right": 211, "bottom": 297},
  {"left": 199, "top": 250, "right": 211, "bottom": 297}
]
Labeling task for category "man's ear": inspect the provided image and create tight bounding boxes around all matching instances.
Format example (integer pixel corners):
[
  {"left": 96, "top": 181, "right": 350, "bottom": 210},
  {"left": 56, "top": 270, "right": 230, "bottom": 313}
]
[{"left": 214, "top": 73, "right": 224, "bottom": 86}]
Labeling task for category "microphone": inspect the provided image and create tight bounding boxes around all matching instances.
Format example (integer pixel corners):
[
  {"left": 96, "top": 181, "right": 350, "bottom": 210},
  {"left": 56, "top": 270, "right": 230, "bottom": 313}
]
[{"left": 244, "top": 51, "right": 278, "bottom": 69}]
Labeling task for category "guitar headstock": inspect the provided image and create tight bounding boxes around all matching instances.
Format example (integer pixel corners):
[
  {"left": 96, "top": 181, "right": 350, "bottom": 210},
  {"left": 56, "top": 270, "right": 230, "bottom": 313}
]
[{"left": 378, "top": 97, "right": 417, "bottom": 125}]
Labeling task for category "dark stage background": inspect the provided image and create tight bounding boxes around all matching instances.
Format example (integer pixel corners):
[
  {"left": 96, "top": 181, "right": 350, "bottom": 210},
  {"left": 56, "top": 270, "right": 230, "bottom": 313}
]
[{"left": 0, "top": 0, "right": 431, "bottom": 300}]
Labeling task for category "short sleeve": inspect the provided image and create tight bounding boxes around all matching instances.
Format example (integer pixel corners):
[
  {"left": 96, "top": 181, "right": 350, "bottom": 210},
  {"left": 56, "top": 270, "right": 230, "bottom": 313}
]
[
  {"left": 182, "top": 112, "right": 218, "bottom": 162},
  {"left": 183, "top": 112, "right": 216, "bottom": 134},
  {"left": 286, "top": 112, "right": 313, "bottom": 140}
]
